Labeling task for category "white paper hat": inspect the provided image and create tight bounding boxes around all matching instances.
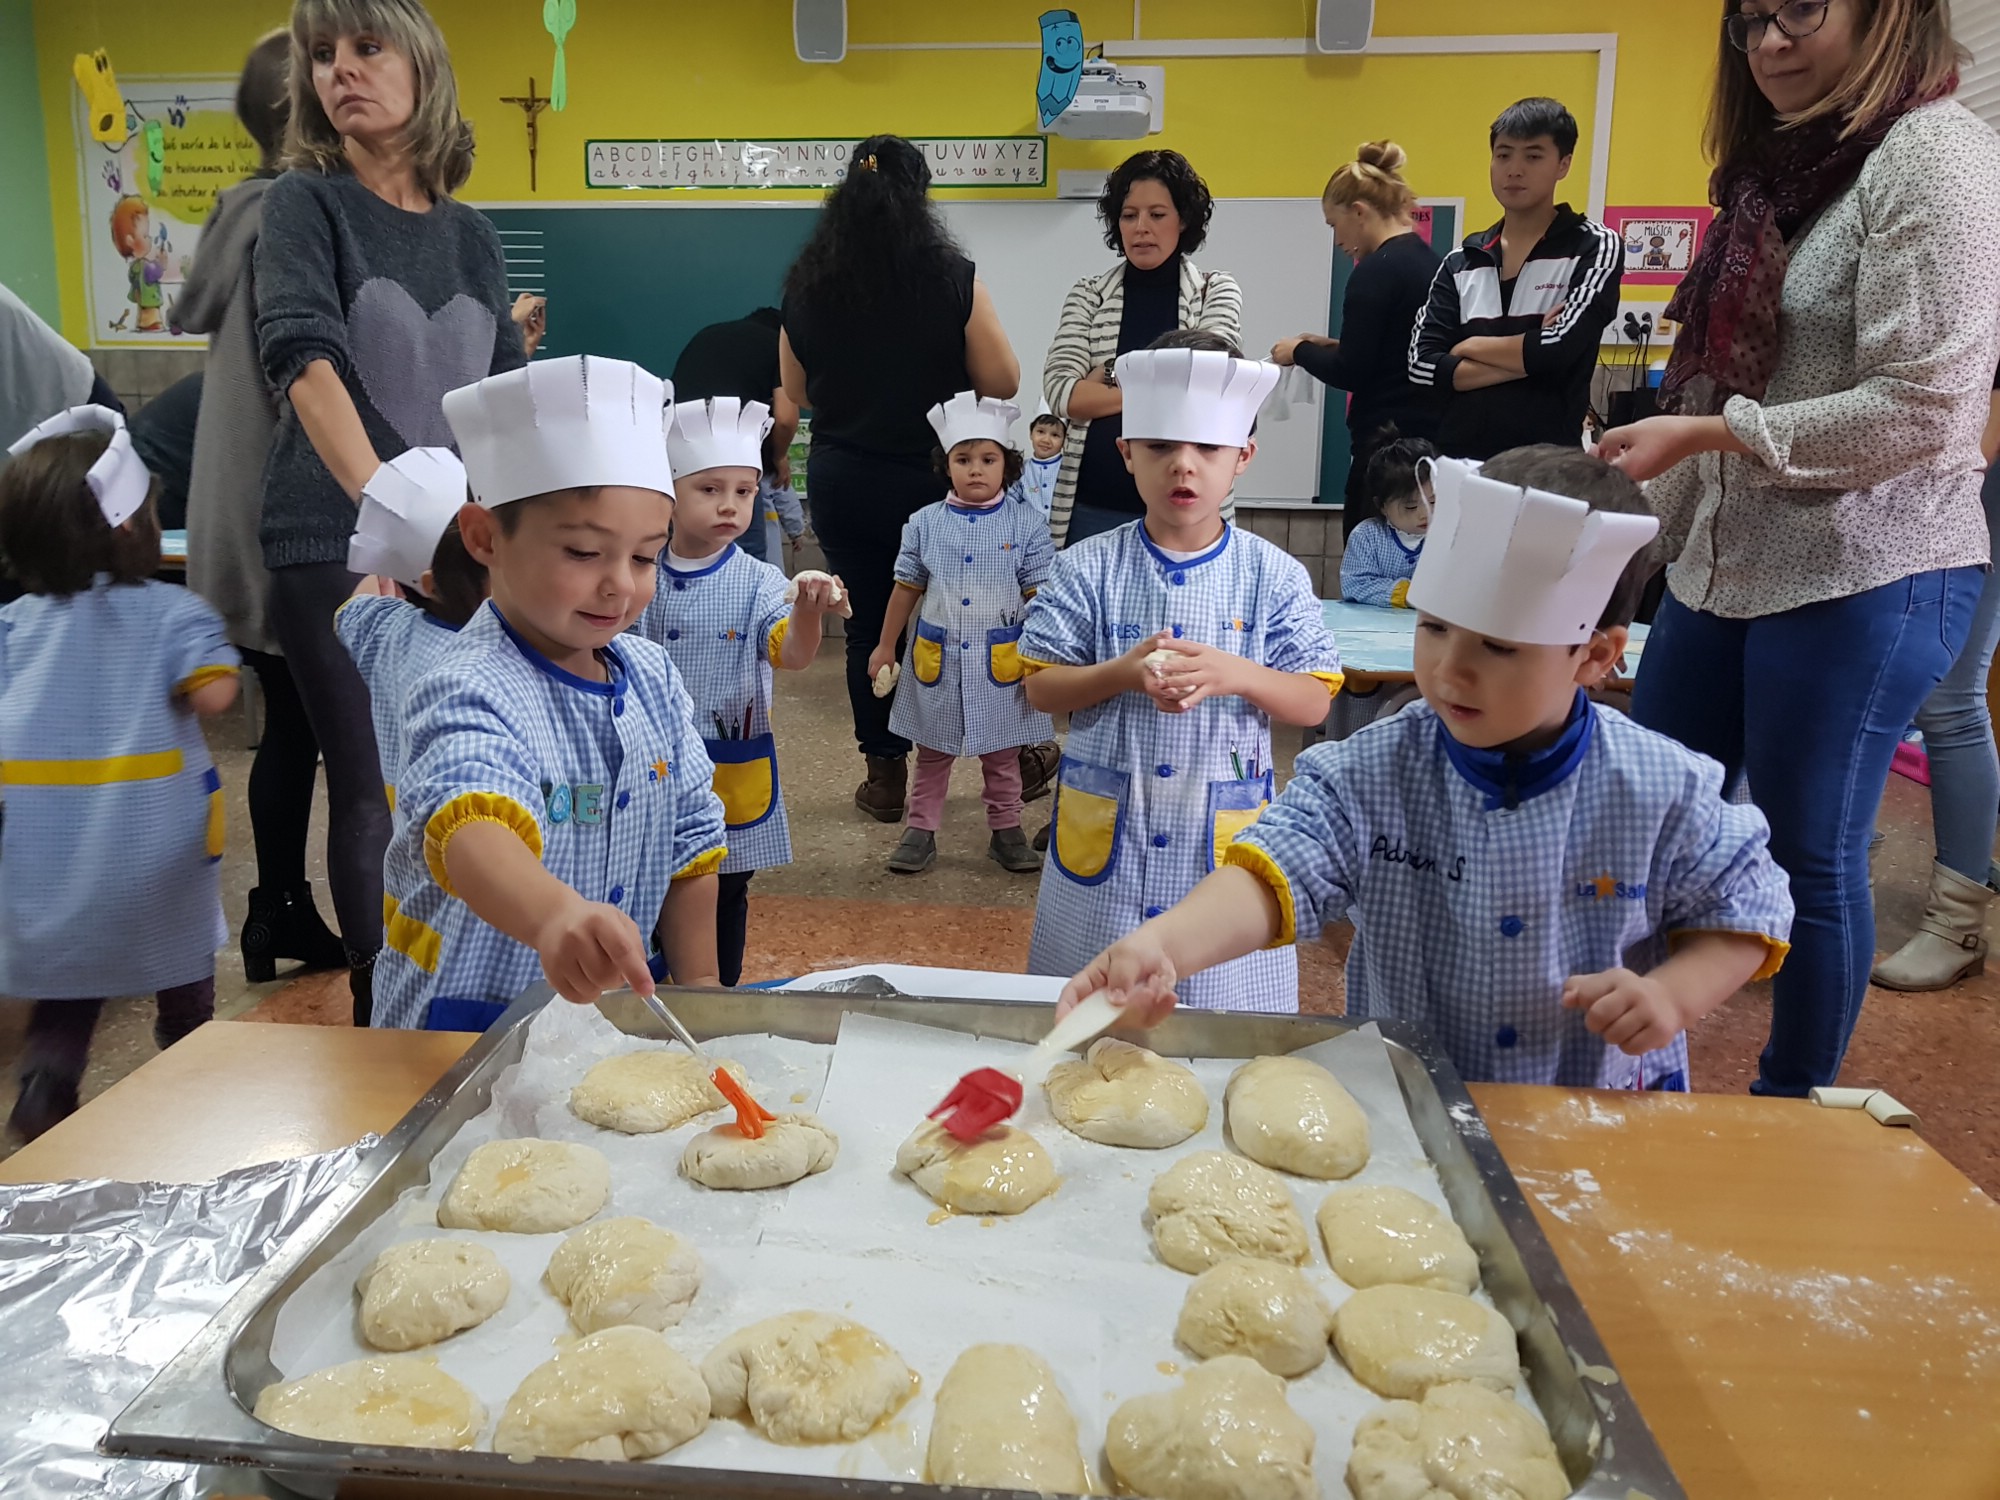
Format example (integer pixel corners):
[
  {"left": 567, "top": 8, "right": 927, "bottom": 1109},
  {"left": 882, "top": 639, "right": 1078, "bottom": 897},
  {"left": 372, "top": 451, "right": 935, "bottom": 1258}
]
[
  {"left": 668, "top": 397, "right": 773, "bottom": 477},
  {"left": 5, "top": 404, "right": 150, "bottom": 527},
  {"left": 1406, "top": 457, "right": 1661, "bottom": 646},
  {"left": 442, "top": 355, "right": 675, "bottom": 509},
  {"left": 927, "top": 391, "right": 1022, "bottom": 451},
  {"left": 347, "top": 448, "right": 467, "bottom": 588},
  {"left": 1117, "top": 349, "right": 1280, "bottom": 447}
]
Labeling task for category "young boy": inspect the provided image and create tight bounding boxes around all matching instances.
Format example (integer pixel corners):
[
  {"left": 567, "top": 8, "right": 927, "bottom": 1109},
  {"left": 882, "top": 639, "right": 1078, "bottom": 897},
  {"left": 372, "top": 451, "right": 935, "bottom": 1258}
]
[
  {"left": 1339, "top": 435, "right": 1435, "bottom": 608},
  {"left": 369, "top": 355, "right": 727, "bottom": 1031},
  {"left": 632, "top": 396, "right": 842, "bottom": 986},
  {"left": 1062, "top": 445, "right": 1794, "bottom": 1090},
  {"left": 1019, "top": 413, "right": 1067, "bottom": 522},
  {"left": 1409, "top": 98, "right": 1624, "bottom": 459},
  {"left": 1020, "top": 335, "right": 1344, "bottom": 1013}
]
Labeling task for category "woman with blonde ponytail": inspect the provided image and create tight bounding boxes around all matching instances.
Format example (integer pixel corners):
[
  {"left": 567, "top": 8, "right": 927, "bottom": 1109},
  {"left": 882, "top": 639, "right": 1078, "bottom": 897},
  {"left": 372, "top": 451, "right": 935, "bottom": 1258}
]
[{"left": 1273, "top": 141, "right": 1442, "bottom": 534}]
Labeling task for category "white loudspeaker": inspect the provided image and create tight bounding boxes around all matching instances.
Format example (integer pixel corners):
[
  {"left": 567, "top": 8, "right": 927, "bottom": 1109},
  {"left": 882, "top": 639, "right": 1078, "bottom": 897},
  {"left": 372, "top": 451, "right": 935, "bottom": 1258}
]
[
  {"left": 1314, "top": 0, "right": 1374, "bottom": 53},
  {"left": 795, "top": 0, "right": 846, "bottom": 63}
]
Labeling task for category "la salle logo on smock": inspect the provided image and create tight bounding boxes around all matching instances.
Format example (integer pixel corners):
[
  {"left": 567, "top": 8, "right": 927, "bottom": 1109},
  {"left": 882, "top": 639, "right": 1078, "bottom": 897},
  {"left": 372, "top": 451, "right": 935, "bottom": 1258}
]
[{"left": 1576, "top": 871, "right": 1647, "bottom": 901}]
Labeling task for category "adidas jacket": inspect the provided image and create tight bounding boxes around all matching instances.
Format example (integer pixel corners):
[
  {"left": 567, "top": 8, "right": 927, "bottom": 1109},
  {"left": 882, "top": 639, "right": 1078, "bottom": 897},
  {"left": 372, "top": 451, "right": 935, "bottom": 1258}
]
[{"left": 1408, "top": 205, "right": 1623, "bottom": 460}]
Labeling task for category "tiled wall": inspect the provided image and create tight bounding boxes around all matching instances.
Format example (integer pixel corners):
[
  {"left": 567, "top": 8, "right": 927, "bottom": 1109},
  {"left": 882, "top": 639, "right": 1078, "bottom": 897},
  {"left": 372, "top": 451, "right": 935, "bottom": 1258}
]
[
  {"left": 1236, "top": 502, "right": 1347, "bottom": 599},
  {"left": 90, "top": 347, "right": 205, "bottom": 413}
]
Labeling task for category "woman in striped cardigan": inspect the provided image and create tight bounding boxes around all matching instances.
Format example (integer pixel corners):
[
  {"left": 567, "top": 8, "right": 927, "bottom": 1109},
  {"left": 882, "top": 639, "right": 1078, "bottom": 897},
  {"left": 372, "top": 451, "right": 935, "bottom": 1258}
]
[{"left": 1041, "top": 150, "right": 1242, "bottom": 547}]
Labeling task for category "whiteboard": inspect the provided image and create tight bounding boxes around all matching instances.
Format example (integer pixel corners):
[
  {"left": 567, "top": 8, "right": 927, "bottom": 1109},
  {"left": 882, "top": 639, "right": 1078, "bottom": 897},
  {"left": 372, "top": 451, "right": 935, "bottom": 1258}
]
[{"left": 938, "top": 198, "right": 1334, "bottom": 501}]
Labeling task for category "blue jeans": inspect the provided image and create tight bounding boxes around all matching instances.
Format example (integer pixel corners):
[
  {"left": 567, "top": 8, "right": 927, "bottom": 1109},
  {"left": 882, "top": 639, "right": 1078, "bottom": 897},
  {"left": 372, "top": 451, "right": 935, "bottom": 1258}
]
[
  {"left": 1632, "top": 568, "right": 1982, "bottom": 1096},
  {"left": 1915, "top": 469, "right": 2000, "bottom": 879}
]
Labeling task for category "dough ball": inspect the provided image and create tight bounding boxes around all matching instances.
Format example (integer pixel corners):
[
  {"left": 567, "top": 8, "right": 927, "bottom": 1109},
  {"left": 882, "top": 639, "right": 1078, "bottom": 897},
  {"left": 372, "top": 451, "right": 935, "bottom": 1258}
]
[
  {"left": 1318, "top": 1185, "right": 1480, "bottom": 1294},
  {"left": 354, "top": 1239, "right": 509, "bottom": 1351},
  {"left": 1333, "top": 1285, "right": 1519, "bottom": 1399},
  {"left": 1105, "top": 1355, "right": 1315, "bottom": 1500},
  {"left": 435, "top": 1138, "right": 609, "bottom": 1234},
  {"left": 1144, "top": 648, "right": 1176, "bottom": 674},
  {"left": 1176, "top": 1258, "right": 1334, "bottom": 1378},
  {"left": 492, "top": 1325, "right": 710, "bottom": 1461},
  {"left": 253, "top": 1356, "right": 483, "bottom": 1449},
  {"left": 871, "top": 662, "right": 900, "bottom": 697},
  {"left": 1225, "top": 1055, "right": 1370, "bottom": 1180},
  {"left": 895, "top": 1120, "right": 1055, "bottom": 1216},
  {"left": 702, "top": 1311, "right": 917, "bottom": 1444},
  {"left": 569, "top": 1051, "right": 746, "bottom": 1134},
  {"left": 927, "top": 1344, "right": 1089, "bottom": 1492},
  {"left": 545, "top": 1216, "right": 702, "bottom": 1333},
  {"left": 1348, "top": 1382, "right": 1570, "bottom": 1500},
  {"left": 681, "top": 1113, "right": 839, "bottom": 1191},
  {"left": 1045, "top": 1038, "right": 1209, "bottom": 1149},
  {"left": 1147, "top": 1150, "right": 1311, "bottom": 1274}
]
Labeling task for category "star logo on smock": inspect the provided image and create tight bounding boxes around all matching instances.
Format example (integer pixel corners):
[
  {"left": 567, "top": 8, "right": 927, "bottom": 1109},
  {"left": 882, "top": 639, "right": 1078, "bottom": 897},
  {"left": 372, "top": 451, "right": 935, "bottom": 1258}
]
[
  {"left": 1592, "top": 872, "right": 1617, "bottom": 899},
  {"left": 650, "top": 759, "right": 670, "bottom": 782}
]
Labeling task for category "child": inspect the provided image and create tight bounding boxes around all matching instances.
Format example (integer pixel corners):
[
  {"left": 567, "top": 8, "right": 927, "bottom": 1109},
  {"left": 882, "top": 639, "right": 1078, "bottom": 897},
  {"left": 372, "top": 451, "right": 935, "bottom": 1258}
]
[
  {"left": 0, "top": 407, "right": 240, "bottom": 1138},
  {"left": 1339, "top": 435, "right": 1436, "bottom": 607},
  {"left": 1019, "top": 337, "right": 1344, "bottom": 1013},
  {"left": 369, "top": 355, "right": 728, "bottom": 1031},
  {"left": 760, "top": 470, "right": 806, "bottom": 567},
  {"left": 1062, "top": 445, "right": 1794, "bottom": 1089},
  {"left": 1019, "top": 413, "right": 1067, "bottom": 522},
  {"left": 633, "top": 396, "right": 843, "bottom": 987},
  {"left": 868, "top": 393, "right": 1056, "bottom": 876}
]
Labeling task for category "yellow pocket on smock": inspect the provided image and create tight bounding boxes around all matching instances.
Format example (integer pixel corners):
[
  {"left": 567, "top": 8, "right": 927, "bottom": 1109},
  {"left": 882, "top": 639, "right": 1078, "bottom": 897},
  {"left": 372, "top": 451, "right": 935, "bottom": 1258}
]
[
  {"left": 987, "top": 624, "right": 1025, "bottom": 686},
  {"left": 1052, "top": 758, "right": 1130, "bottom": 885},
  {"left": 912, "top": 619, "right": 947, "bottom": 685},
  {"left": 202, "top": 766, "right": 225, "bottom": 863},
  {"left": 1206, "top": 771, "right": 1274, "bottom": 872},
  {"left": 705, "top": 733, "right": 779, "bottom": 830}
]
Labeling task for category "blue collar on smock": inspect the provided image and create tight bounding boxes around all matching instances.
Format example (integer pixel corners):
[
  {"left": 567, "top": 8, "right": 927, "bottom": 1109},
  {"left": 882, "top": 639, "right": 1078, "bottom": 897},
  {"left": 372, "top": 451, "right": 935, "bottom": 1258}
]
[
  {"left": 663, "top": 543, "right": 737, "bottom": 580},
  {"left": 1440, "top": 690, "right": 1594, "bottom": 811},
  {"left": 945, "top": 498, "right": 1009, "bottom": 517},
  {"left": 1391, "top": 529, "right": 1424, "bottom": 562},
  {"left": 421, "top": 611, "right": 460, "bottom": 632},
  {"left": 490, "top": 601, "right": 629, "bottom": 699},
  {"left": 1139, "top": 521, "right": 1231, "bottom": 573}
]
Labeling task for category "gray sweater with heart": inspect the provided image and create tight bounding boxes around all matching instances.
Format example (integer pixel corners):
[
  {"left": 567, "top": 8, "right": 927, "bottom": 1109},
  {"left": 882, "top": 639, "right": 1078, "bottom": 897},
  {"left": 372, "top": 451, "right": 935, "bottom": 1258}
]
[{"left": 254, "top": 168, "right": 523, "bottom": 569}]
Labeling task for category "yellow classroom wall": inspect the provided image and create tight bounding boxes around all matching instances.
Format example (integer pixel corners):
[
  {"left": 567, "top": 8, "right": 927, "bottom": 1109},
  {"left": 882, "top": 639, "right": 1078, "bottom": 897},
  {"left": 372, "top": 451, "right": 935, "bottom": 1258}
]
[{"left": 33, "top": 0, "right": 1722, "bottom": 345}]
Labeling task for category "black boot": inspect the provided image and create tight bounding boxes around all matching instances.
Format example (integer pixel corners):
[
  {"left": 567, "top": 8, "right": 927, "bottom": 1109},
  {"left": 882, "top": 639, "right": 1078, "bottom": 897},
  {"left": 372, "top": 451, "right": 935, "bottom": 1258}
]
[
  {"left": 855, "top": 755, "right": 909, "bottom": 823},
  {"left": 348, "top": 949, "right": 377, "bottom": 1028},
  {"left": 241, "top": 883, "right": 348, "bottom": 982},
  {"left": 8, "top": 1070, "right": 81, "bottom": 1143}
]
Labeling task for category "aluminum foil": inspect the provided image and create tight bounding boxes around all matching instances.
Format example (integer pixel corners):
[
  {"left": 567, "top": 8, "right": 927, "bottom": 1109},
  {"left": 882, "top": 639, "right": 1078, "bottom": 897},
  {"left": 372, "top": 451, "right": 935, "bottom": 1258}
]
[
  {"left": 0, "top": 1140, "right": 375, "bottom": 1500},
  {"left": 806, "top": 974, "right": 907, "bottom": 996}
]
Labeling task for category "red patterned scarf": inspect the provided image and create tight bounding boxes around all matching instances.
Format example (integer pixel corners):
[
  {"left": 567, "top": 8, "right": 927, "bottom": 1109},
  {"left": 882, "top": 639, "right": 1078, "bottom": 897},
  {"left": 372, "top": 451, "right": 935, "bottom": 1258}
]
[{"left": 1661, "top": 74, "right": 1949, "bottom": 412}]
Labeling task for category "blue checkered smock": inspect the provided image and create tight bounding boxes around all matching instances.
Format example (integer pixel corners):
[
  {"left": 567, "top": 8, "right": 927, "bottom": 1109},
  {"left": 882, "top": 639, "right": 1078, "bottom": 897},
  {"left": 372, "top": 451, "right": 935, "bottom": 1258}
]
[
  {"left": 1018, "top": 457, "right": 1061, "bottom": 522},
  {"left": 0, "top": 579, "right": 238, "bottom": 998},
  {"left": 1019, "top": 523, "right": 1343, "bottom": 1014},
  {"left": 887, "top": 497, "right": 1057, "bottom": 758},
  {"left": 632, "top": 545, "right": 794, "bottom": 874},
  {"left": 373, "top": 602, "right": 726, "bottom": 1030},
  {"left": 1226, "top": 699, "right": 1794, "bottom": 1086},
  {"left": 335, "top": 594, "right": 466, "bottom": 824},
  {"left": 1338, "top": 518, "right": 1423, "bottom": 607}
]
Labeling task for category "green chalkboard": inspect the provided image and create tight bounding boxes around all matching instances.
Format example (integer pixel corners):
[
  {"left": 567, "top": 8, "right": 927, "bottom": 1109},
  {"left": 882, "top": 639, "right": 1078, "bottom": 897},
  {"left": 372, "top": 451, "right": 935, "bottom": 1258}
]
[{"left": 484, "top": 206, "right": 820, "bottom": 374}]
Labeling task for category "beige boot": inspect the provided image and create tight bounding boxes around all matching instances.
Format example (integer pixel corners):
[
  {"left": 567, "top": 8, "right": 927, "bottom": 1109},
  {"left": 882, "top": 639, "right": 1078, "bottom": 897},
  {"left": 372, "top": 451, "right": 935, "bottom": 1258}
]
[{"left": 1871, "top": 861, "right": 1993, "bottom": 992}]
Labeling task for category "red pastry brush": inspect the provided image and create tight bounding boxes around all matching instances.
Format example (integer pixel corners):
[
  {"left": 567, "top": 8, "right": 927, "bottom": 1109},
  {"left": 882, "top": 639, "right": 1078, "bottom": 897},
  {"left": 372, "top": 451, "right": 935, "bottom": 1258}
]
[{"left": 927, "top": 992, "right": 1125, "bottom": 1142}]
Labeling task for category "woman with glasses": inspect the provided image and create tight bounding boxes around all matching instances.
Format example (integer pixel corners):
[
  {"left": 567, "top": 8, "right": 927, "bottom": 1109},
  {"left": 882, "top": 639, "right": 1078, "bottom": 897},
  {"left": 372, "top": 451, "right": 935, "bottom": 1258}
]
[{"left": 1597, "top": 0, "right": 2000, "bottom": 1095}]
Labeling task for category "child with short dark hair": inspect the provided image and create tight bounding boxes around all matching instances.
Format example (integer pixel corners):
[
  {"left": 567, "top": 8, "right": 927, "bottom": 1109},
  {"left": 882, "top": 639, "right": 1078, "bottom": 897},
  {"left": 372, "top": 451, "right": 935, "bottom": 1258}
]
[
  {"left": 1020, "top": 413, "right": 1067, "bottom": 521},
  {"left": 1062, "top": 444, "right": 1793, "bottom": 1087},
  {"left": 0, "top": 407, "right": 240, "bottom": 1138},
  {"left": 1340, "top": 434, "right": 1437, "bottom": 607}
]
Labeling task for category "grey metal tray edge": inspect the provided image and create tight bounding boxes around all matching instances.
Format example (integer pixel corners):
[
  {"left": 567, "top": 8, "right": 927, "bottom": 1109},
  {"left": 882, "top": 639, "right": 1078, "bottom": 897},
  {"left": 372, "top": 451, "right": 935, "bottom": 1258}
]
[{"left": 104, "top": 988, "right": 1684, "bottom": 1500}]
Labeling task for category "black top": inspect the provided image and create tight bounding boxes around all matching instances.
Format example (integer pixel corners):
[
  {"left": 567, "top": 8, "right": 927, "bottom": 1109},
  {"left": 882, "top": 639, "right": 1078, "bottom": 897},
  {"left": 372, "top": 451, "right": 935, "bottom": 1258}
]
[
  {"left": 782, "top": 254, "right": 975, "bottom": 464},
  {"left": 1076, "top": 253, "right": 1183, "bottom": 517},
  {"left": 1294, "top": 232, "right": 1445, "bottom": 449},
  {"left": 128, "top": 371, "right": 202, "bottom": 530},
  {"left": 673, "top": 309, "right": 782, "bottom": 404}
]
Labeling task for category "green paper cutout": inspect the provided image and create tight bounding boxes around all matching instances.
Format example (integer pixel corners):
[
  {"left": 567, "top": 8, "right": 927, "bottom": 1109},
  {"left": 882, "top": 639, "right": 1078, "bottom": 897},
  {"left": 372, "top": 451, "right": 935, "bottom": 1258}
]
[
  {"left": 544, "top": 0, "right": 576, "bottom": 112},
  {"left": 143, "top": 119, "right": 165, "bottom": 195}
]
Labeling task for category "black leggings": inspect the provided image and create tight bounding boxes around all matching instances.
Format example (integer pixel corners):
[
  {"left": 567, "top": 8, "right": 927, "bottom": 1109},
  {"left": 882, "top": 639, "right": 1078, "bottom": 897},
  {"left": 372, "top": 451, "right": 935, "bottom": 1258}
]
[
  {"left": 266, "top": 563, "right": 390, "bottom": 957},
  {"left": 240, "top": 649, "right": 324, "bottom": 892},
  {"left": 17, "top": 980, "right": 215, "bottom": 1085},
  {"left": 717, "top": 870, "right": 754, "bottom": 988}
]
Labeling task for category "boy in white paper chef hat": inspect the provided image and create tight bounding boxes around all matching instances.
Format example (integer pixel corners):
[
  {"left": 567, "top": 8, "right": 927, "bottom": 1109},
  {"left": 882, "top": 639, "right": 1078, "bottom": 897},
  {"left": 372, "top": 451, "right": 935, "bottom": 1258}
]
[
  {"left": 1062, "top": 443, "right": 1795, "bottom": 1091},
  {"left": 1017, "top": 332, "right": 1343, "bottom": 1014},
  {"left": 627, "top": 396, "right": 844, "bottom": 987},
  {"left": 365, "top": 355, "right": 728, "bottom": 1032},
  {"left": 334, "top": 448, "right": 488, "bottom": 848}
]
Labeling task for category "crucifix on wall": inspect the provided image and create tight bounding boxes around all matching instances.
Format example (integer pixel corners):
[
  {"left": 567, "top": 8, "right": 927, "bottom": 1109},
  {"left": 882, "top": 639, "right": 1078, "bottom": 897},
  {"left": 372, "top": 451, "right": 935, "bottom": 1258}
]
[{"left": 500, "top": 77, "right": 551, "bottom": 192}]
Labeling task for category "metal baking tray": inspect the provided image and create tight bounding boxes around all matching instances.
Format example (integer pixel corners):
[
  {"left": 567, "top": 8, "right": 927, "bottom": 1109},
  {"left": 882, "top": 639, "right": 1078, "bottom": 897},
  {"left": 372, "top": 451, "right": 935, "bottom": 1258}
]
[{"left": 105, "top": 987, "right": 1684, "bottom": 1499}]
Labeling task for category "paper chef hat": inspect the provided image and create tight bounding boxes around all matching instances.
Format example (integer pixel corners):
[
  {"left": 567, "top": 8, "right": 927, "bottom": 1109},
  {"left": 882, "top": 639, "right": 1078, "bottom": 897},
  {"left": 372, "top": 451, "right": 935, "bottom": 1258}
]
[
  {"left": 1406, "top": 457, "right": 1661, "bottom": 646},
  {"left": 668, "top": 397, "right": 773, "bottom": 477},
  {"left": 347, "top": 448, "right": 467, "bottom": 589},
  {"left": 6, "top": 404, "right": 150, "bottom": 528},
  {"left": 1117, "top": 349, "right": 1280, "bottom": 448},
  {"left": 928, "top": 391, "right": 1022, "bottom": 451},
  {"left": 442, "top": 355, "right": 675, "bottom": 508}
]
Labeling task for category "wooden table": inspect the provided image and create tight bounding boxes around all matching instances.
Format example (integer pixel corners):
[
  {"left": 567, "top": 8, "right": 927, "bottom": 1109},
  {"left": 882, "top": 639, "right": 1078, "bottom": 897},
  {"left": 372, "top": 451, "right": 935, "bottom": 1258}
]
[{"left": 8, "top": 1022, "right": 1998, "bottom": 1498}]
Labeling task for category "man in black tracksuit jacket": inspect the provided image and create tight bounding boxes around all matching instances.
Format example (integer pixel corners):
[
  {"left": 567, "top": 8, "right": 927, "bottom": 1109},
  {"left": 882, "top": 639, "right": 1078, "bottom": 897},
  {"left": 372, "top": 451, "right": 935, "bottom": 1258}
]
[{"left": 1409, "top": 98, "right": 1625, "bottom": 460}]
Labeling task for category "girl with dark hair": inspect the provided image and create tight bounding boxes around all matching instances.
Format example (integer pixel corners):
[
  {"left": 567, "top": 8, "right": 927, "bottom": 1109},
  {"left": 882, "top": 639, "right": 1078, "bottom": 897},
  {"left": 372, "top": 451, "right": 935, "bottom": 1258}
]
[
  {"left": 780, "top": 134, "right": 1022, "bottom": 823},
  {"left": 1041, "top": 149, "right": 1241, "bottom": 548},
  {"left": 1598, "top": 0, "right": 2000, "bottom": 1094}
]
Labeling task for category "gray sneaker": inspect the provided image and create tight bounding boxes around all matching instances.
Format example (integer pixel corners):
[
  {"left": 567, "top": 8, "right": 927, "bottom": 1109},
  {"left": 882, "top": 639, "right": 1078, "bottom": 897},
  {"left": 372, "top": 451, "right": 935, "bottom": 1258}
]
[
  {"left": 988, "top": 827, "right": 1043, "bottom": 873},
  {"left": 888, "top": 828, "right": 937, "bottom": 874}
]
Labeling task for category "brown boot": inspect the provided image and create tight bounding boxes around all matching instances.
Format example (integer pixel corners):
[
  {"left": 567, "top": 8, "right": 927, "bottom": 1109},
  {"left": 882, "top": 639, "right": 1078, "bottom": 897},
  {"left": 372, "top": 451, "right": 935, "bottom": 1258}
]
[
  {"left": 855, "top": 754, "right": 908, "bottom": 823},
  {"left": 1019, "top": 740, "right": 1062, "bottom": 803}
]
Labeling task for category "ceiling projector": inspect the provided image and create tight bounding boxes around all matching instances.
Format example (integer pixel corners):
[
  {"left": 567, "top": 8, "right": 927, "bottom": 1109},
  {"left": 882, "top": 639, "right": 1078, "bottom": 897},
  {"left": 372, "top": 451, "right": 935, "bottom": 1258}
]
[{"left": 1052, "top": 61, "right": 1157, "bottom": 140}]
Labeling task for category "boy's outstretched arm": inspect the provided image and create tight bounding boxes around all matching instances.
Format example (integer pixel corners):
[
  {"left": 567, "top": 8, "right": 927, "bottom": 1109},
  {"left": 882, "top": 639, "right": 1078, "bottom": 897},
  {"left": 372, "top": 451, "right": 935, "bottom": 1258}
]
[
  {"left": 657, "top": 873, "right": 721, "bottom": 989},
  {"left": 1562, "top": 932, "right": 1772, "bottom": 1057},
  {"left": 1056, "top": 866, "right": 1284, "bottom": 1025}
]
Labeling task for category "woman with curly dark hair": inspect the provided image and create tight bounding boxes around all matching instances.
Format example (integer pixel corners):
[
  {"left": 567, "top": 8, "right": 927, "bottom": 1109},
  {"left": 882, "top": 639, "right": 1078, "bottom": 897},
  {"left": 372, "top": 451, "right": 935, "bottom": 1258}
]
[
  {"left": 1041, "top": 149, "right": 1241, "bottom": 547},
  {"left": 780, "top": 134, "right": 1021, "bottom": 823}
]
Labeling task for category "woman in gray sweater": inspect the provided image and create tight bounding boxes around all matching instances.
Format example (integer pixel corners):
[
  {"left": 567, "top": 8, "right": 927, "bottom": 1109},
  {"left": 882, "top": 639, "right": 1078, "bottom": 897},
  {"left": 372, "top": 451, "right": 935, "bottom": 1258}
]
[{"left": 256, "top": 0, "right": 523, "bottom": 1024}]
